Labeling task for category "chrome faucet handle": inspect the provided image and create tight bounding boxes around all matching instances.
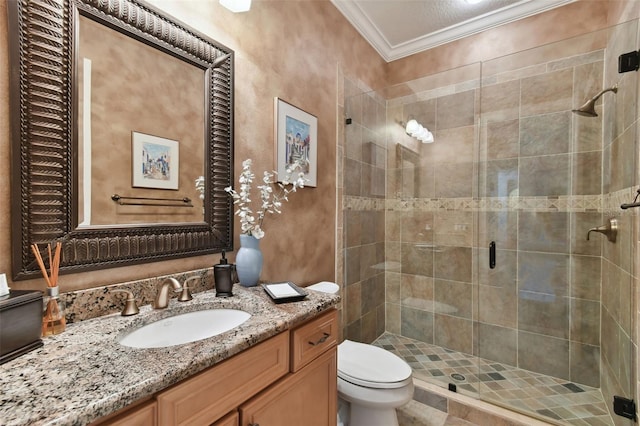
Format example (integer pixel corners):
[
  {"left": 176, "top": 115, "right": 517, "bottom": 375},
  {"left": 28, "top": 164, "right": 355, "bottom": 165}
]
[
  {"left": 111, "top": 289, "right": 140, "bottom": 316},
  {"left": 154, "top": 278, "right": 183, "bottom": 309},
  {"left": 586, "top": 218, "right": 618, "bottom": 243},
  {"left": 178, "top": 276, "right": 199, "bottom": 302}
]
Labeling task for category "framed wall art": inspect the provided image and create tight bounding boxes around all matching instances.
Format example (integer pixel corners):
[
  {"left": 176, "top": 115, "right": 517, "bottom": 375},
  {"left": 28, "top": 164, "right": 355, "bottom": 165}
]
[
  {"left": 132, "top": 131, "right": 179, "bottom": 190},
  {"left": 274, "top": 98, "right": 317, "bottom": 187}
]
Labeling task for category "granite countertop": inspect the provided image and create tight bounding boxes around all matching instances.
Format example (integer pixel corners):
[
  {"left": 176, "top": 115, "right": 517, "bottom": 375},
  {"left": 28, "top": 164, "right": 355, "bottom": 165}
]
[{"left": 0, "top": 285, "right": 339, "bottom": 426}]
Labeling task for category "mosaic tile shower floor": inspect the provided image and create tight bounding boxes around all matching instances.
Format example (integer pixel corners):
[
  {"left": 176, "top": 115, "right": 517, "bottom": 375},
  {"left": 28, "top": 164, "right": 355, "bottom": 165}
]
[{"left": 373, "top": 333, "right": 614, "bottom": 426}]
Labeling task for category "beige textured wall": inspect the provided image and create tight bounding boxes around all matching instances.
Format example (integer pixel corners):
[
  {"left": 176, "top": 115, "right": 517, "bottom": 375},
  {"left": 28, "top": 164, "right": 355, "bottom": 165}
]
[
  {"left": 79, "top": 16, "right": 205, "bottom": 225},
  {"left": 0, "top": 0, "right": 385, "bottom": 291}
]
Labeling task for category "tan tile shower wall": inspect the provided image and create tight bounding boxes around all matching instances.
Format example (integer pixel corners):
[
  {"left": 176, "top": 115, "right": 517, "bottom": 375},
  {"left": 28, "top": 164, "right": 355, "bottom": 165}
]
[{"left": 383, "top": 46, "right": 613, "bottom": 388}]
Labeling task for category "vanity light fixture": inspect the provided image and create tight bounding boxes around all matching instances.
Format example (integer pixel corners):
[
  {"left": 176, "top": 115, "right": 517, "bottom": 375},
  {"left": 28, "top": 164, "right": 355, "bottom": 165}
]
[
  {"left": 219, "top": 0, "right": 251, "bottom": 12},
  {"left": 405, "top": 119, "right": 434, "bottom": 143},
  {"left": 464, "top": 0, "right": 485, "bottom": 4}
]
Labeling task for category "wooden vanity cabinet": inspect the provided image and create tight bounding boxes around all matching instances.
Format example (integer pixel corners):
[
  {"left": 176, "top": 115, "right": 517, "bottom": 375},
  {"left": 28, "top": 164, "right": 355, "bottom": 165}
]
[{"left": 95, "top": 309, "right": 338, "bottom": 426}]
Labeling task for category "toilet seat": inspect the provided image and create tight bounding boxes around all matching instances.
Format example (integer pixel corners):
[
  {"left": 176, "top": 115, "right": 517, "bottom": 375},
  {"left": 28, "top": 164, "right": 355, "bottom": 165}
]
[{"left": 338, "top": 340, "right": 412, "bottom": 389}]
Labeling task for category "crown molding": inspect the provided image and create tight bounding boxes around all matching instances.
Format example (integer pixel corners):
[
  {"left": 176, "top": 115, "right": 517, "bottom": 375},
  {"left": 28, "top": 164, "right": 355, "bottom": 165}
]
[{"left": 331, "top": 0, "right": 575, "bottom": 62}]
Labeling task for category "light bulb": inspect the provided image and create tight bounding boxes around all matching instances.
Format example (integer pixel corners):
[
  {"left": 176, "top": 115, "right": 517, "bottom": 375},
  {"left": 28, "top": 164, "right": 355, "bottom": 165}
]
[
  {"left": 405, "top": 119, "right": 420, "bottom": 135},
  {"left": 410, "top": 125, "right": 424, "bottom": 138},
  {"left": 220, "top": 0, "right": 251, "bottom": 12},
  {"left": 420, "top": 131, "right": 434, "bottom": 143}
]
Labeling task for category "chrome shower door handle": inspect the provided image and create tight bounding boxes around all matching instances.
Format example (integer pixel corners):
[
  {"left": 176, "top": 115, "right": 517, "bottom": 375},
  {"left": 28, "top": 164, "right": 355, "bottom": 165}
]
[{"left": 586, "top": 218, "right": 618, "bottom": 243}]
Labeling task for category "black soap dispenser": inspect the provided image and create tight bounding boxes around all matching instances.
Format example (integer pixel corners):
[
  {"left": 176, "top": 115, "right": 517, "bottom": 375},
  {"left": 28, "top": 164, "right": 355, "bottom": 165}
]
[{"left": 214, "top": 251, "right": 234, "bottom": 297}]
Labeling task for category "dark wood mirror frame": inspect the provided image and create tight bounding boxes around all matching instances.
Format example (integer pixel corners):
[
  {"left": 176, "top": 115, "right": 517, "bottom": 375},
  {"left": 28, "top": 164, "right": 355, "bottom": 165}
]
[{"left": 8, "top": 0, "right": 234, "bottom": 280}]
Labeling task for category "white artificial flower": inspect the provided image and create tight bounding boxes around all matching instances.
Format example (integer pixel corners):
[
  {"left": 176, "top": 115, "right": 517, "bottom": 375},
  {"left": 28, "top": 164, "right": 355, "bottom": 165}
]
[
  {"left": 252, "top": 227, "right": 265, "bottom": 239},
  {"left": 195, "top": 176, "right": 206, "bottom": 199},
  {"left": 224, "top": 159, "right": 308, "bottom": 239}
]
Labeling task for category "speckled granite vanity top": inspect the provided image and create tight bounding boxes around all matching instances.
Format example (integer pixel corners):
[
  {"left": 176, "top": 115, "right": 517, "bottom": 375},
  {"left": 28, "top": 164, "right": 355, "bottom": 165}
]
[{"left": 0, "top": 285, "right": 339, "bottom": 426}]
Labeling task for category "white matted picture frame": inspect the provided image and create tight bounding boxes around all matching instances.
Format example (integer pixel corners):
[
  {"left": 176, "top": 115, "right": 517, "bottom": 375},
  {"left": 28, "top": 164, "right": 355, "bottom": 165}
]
[
  {"left": 274, "top": 98, "right": 317, "bottom": 187},
  {"left": 132, "top": 131, "right": 179, "bottom": 190}
]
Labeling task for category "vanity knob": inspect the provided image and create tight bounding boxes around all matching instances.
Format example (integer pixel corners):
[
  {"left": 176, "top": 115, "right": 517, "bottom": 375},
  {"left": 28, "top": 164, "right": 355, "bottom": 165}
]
[{"left": 111, "top": 289, "right": 140, "bottom": 316}]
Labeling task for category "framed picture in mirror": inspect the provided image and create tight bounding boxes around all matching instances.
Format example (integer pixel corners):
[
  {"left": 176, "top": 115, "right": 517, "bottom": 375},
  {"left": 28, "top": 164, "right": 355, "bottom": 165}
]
[{"left": 132, "top": 132, "right": 180, "bottom": 190}]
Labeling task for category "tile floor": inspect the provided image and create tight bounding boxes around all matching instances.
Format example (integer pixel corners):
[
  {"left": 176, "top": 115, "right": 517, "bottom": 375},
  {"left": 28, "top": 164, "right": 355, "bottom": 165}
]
[{"left": 373, "top": 333, "right": 614, "bottom": 426}]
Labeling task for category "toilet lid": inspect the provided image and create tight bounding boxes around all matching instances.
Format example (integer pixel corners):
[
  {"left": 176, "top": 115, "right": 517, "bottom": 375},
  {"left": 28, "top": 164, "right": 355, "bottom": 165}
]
[
  {"left": 338, "top": 340, "right": 412, "bottom": 389},
  {"left": 306, "top": 281, "right": 339, "bottom": 294}
]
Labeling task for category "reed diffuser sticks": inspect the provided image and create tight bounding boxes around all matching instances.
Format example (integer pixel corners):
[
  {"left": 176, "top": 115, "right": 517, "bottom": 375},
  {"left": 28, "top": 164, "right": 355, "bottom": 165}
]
[{"left": 31, "top": 242, "right": 65, "bottom": 336}]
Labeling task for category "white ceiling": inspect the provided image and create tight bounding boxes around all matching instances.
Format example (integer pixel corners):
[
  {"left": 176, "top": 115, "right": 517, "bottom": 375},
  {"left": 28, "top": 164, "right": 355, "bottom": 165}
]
[{"left": 331, "top": 0, "right": 575, "bottom": 62}]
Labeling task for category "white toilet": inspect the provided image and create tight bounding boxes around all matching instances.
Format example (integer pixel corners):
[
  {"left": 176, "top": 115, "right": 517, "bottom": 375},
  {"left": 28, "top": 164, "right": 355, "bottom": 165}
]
[{"left": 307, "top": 282, "right": 414, "bottom": 426}]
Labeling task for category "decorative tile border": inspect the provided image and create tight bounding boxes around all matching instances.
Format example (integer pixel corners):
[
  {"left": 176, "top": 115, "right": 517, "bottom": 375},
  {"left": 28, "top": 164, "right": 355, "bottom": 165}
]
[
  {"left": 604, "top": 187, "right": 640, "bottom": 215},
  {"left": 343, "top": 196, "right": 386, "bottom": 211},
  {"left": 345, "top": 189, "right": 640, "bottom": 215}
]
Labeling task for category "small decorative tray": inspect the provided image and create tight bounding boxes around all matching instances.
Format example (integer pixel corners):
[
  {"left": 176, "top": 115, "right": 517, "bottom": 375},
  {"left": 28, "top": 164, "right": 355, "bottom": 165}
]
[{"left": 262, "top": 282, "right": 308, "bottom": 304}]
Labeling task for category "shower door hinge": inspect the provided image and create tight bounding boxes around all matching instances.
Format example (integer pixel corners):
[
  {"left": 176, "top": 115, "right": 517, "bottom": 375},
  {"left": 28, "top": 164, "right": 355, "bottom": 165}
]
[
  {"left": 613, "top": 395, "right": 636, "bottom": 420},
  {"left": 618, "top": 50, "right": 640, "bottom": 74},
  {"left": 619, "top": 50, "right": 640, "bottom": 73}
]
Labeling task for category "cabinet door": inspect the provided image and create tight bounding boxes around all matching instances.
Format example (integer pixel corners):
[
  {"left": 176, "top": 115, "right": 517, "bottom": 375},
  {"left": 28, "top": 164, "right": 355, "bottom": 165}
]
[
  {"left": 239, "top": 348, "right": 337, "bottom": 426},
  {"left": 213, "top": 411, "right": 239, "bottom": 426},
  {"left": 157, "top": 332, "right": 289, "bottom": 426}
]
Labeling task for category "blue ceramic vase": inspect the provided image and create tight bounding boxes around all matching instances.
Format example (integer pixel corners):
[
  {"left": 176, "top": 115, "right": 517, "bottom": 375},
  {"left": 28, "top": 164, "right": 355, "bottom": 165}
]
[{"left": 236, "top": 234, "right": 263, "bottom": 287}]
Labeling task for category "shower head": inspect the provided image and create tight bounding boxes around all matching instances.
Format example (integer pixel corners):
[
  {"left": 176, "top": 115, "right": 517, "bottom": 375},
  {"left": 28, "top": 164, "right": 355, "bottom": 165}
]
[{"left": 572, "top": 85, "right": 618, "bottom": 117}]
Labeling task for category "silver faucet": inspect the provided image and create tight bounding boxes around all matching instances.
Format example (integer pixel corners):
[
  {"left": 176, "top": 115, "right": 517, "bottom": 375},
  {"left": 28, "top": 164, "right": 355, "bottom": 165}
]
[{"left": 154, "top": 278, "right": 183, "bottom": 309}]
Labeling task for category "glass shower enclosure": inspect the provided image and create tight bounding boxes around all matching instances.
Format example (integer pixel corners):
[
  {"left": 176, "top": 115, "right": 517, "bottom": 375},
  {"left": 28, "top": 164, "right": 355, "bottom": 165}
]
[{"left": 341, "top": 19, "right": 638, "bottom": 426}]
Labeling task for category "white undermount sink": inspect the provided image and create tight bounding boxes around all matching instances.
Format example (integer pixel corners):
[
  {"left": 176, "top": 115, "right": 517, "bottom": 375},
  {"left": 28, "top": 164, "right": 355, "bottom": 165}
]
[{"left": 118, "top": 309, "right": 251, "bottom": 349}]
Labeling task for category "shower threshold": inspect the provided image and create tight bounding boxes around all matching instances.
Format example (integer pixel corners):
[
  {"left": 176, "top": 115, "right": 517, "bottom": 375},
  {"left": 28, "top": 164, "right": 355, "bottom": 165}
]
[{"left": 373, "top": 333, "right": 614, "bottom": 426}]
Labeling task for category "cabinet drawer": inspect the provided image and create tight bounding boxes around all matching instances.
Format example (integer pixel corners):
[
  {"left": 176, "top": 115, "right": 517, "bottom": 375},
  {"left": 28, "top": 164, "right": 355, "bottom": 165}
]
[
  {"left": 157, "top": 332, "right": 289, "bottom": 426},
  {"left": 290, "top": 309, "right": 338, "bottom": 372}
]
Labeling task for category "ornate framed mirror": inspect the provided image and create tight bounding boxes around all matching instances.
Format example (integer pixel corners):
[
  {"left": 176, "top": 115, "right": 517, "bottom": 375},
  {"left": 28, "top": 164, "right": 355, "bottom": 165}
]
[{"left": 8, "top": 0, "right": 234, "bottom": 280}]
